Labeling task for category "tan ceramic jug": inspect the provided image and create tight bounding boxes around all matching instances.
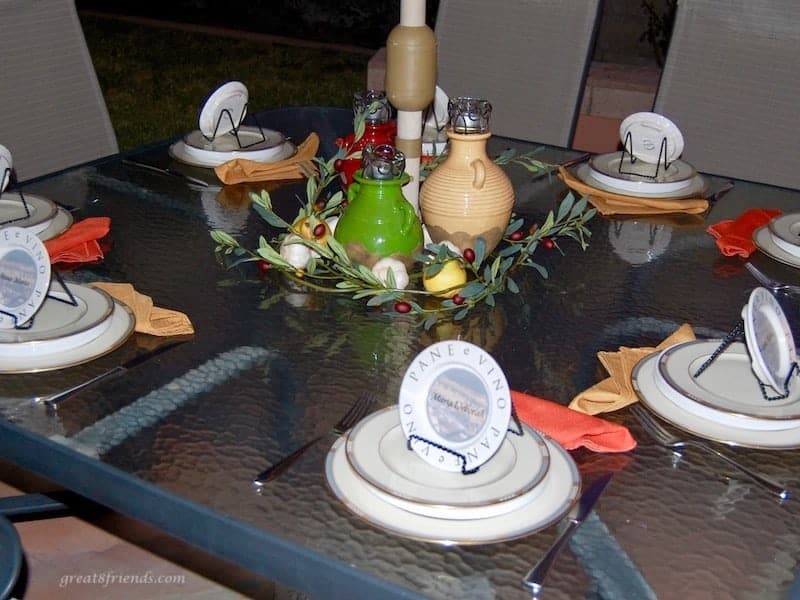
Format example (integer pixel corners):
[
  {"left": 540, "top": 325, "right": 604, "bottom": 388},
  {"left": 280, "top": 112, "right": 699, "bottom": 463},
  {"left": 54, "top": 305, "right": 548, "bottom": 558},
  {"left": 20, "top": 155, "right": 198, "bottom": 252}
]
[{"left": 419, "top": 99, "right": 514, "bottom": 255}]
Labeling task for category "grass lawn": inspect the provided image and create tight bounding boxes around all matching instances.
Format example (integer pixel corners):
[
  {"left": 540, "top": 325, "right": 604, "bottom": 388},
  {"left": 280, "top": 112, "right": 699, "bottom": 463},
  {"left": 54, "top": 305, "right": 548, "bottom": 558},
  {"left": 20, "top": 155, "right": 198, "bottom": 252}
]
[{"left": 79, "top": 15, "right": 370, "bottom": 151}]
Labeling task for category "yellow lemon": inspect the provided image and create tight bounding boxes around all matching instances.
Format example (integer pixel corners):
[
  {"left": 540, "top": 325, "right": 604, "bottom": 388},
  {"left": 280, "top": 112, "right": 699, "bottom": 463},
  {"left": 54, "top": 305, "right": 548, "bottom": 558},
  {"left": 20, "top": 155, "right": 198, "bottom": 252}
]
[{"left": 423, "top": 260, "right": 467, "bottom": 298}]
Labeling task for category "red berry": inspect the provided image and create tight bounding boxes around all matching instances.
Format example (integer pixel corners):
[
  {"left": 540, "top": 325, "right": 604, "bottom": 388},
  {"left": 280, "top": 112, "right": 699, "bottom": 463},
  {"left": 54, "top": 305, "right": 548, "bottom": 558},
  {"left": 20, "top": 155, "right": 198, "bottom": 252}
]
[
  {"left": 463, "top": 248, "right": 476, "bottom": 263},
  {"left": 334, "top": 159, "right": 344, "bottom": 171},
  {"left": 257, "top": 261, "right": 271, "bottom": 273},
  {"left": 394, "top": 301, "right": 412, "bottom": 314},
  {"left": 314, "top": 199, "right": 326, "bottom": 212},
  {"left": 313, "top": 223, "right": 326, "bottom": 238},
  {"left": 509, "top": 230, "right": 524, "bottom": 241},
  {"left": 542, "top": 238, "right": 555, "bottom": 250},
  {"left": 340, "top": 199, "right": 348, "bottom": 210},
  {"left": 452, "top": 294, "right": 465, "bottom": 305}
]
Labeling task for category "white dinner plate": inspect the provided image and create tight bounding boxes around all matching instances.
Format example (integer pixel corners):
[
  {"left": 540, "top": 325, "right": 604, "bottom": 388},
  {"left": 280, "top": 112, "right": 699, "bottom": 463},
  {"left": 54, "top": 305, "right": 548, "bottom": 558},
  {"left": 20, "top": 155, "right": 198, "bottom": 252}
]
[
  {"left": 0, "top": 193, "right": 58, "bottom": 234},
  {"left": 327, "top": 433, "right": 579, "bottom": 545},
  {"left": 0, "top": 300, "right": 135, "bottom": 373},
  {"left": 657, "top": 341, "right": 800, "bottom": 431},
  {"left": 346, "top": 406, "right": 550, "bottom": 508},
  {"left": 633, "top": 353, "right": 800, "bottom": 449},
  {"left": 0, "top": 283, "right": 115, "bottom": 356},
  {"left": 753, "top": 226, "right": 800, "bottom": 269},
  {"left": 574, "top": 164, "right": 707, "bottom": 200},
  {"left": 169, "top": 127, "right": 294, "bottom": 168},
  {"left": 588, "top": 153, "right": 696, "bottom": 194},
  {"left": 619, "top": 112, "right": 684, "bottom": 164},
  {"left": 36, "top": 207, "right": 73, "bottom": 242},
  {"left": 198, "top": 81, "right": 248, "bottom": 137},
  {"left": 767, "top": 213, "right": 800, "bottom": 257}
]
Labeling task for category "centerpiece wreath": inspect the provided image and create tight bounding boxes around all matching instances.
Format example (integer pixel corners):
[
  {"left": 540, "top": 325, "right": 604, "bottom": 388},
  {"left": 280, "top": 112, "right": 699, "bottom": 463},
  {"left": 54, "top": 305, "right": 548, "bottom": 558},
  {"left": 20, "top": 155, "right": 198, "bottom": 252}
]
[{"left": 211, "top": 110, "right": 596, "bottom": 330}]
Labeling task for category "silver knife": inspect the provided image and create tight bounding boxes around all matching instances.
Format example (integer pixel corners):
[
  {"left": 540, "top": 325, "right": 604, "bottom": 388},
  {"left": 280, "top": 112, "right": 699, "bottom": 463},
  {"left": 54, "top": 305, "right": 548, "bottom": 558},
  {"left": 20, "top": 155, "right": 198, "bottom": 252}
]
[
  {"left": 38, "top": 339, "right": 188, "bottom": 410},
  {"left": 522, "top": 472, "right": 614, "bottom": 596},
  {"left": 123, "top": 159, "right": 210, "bottom": 188}
]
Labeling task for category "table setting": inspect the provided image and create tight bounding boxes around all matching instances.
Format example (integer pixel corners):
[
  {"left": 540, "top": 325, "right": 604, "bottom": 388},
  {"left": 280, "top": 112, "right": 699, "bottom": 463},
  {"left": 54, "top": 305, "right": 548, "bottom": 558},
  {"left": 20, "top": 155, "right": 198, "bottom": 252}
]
[{"left": 2, "top": 2, "right": 800, "bottom": 598}]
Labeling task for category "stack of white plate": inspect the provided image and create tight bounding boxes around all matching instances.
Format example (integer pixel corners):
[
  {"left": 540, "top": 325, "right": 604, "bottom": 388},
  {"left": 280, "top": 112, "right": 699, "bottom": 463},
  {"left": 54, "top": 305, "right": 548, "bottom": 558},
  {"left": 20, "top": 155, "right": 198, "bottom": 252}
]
[
  {"left": 753, "top": 213, "right": 800, "bottom": 268},
  {"left": 326, "top": 406, "right": 580, "bottom": 545},
  {"left": 0, "top": 145, "right": 73, "bottom": 241},
  {"left": 169, "top": 127, "right": 296, "bottom": 169},
  {"left": 0, "top": 283, "right": 135, "bottom": 374},
  {"left": 575, "top": 112, "right": 707, "bottom": 200},
  {"left": 170, "top": 80, "right": 296, "bottom": 168},
  {"left": 632, "top": 340, "right": 800, "bottom": 449}
]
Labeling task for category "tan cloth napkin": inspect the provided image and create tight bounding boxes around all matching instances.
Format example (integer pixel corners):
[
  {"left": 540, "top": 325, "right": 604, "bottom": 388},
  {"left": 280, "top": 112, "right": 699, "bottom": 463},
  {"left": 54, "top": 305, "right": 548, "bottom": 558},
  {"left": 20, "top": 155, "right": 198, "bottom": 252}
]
[
  {"left": 569, "top": 323, "right": 696, "bottom": 415},
  {"left": 90, "top": 282, "right": 194, "bottom": 337},
  {"left": 558, "top": 166, "right": 709, "bottom": 216},
  {"left": 214, "top": 133, "right": 320, "bottom": 185}
]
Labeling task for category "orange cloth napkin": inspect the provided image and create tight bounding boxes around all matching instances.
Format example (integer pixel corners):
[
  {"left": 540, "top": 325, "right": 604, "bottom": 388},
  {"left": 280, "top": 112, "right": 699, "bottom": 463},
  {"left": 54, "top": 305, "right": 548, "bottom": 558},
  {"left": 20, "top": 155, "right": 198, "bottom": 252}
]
[
  {"left": 43, "top": 217, "right": 110, "bottom": 265},
  {"left": 90, "top": 282, "right": 194, "bottom": 336},
  {"left": 512, "top": 390, "right": 636, "bottom": 453},
  {"left": 214, "top": 133, "right": 320, "bottom": 185},
  {"left": 558, "top": 166, "right": 709, "bottom": 216},
  {"left": 569, "top": 324, "right": 696, "bottom": 415},
  {"left": 707, "top": 208, "right": 782, "bottom": 257}
]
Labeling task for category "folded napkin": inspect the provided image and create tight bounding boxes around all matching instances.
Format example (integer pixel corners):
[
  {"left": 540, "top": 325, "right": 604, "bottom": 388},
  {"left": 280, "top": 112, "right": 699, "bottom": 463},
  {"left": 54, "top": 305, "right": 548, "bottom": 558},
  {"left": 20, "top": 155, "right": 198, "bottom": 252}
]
[
  {"left": 43, "top": 217, "right": 110, "bottom": 265},
  {"left": 512, "top": 390, "right": 636, "bottom": 453},
  {"left": 706, "top": 208, "right": 782, "bottom": 257},
  {"left": 214, "top": 133, "right": 320, "bottom": 185},
  {"left": 558, "top": 166, "right": 709, "bottom": 216},
  {"left": 90, "top": 282, "right": 194, "bottom": 336},
  {"left": 569, "top": 323, "right": 696, "bottom": 415}
]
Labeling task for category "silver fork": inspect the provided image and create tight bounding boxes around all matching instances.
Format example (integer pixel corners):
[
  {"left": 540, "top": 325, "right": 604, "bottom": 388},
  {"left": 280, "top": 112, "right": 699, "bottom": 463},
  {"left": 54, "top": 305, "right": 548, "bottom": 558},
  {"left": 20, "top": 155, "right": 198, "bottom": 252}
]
[
  {"left": 253, "top": 394, "right": 375, "bottom": 487},
  {"left": 630, "top": 404, "right": 790, "bottom": 500},
  {"left": 745, "top": 262, "right": 800, "bottom": 295}
]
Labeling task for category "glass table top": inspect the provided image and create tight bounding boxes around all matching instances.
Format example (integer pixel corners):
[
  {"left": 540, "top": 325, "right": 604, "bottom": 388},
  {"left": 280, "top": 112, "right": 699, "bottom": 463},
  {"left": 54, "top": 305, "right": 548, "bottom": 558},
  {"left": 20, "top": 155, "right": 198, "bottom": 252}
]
[{"left": 1, "top": 106, "right": 800, "bottom": 599}]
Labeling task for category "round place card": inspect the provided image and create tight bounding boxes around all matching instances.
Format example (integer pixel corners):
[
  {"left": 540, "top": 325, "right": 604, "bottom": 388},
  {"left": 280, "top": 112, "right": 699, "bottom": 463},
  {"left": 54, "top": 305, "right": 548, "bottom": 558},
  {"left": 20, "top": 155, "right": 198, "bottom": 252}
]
[
  {"left": 741, "top": 287, "right": 797, "bottom": 391},
  {"left": 398, "top": 340, "right": 512, "bottom": 472},
  {"left": 0, "top": 227, "right": 51, "bottom": 329},
  {"left": 198, "top": 81, "right": 249, "bottom": 138},
  {"left": 0, "top": 144, "right": 12, "bottom": 193},
  {"left": 619, "top": 112, "right": 684, "bottom": 164}
]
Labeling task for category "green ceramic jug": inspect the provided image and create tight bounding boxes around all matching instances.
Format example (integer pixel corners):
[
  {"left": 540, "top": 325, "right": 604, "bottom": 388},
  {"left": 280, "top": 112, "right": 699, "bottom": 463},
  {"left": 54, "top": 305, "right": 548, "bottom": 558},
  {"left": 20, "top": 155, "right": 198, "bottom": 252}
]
[{"left": 334, "top": 169, "right": 423, "bottom": 267}]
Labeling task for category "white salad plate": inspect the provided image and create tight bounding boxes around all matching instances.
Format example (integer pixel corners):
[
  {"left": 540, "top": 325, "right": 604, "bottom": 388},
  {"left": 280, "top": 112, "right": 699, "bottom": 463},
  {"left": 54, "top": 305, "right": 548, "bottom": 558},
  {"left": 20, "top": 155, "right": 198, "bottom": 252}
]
[
  {"left": 327, "top": 432, "right": 579, "bottom": 545},
  {"left": 619, "top": 112, "right": 685, "bottom": 164},
  {"left": 574, "top": 164, "right": 706, "bottom": 200},
  {"left": 0, "top": 300, "right": 135, "bottom": 374},
  {"left": 588, "top": 153, "right": 696, "bottom": 195},
  {"left": 169, "top": 127, "right": 294, "bottom": 168},
  {"left": 346, "top": 406, "right": 550, "bottom": 508},
  {"left": 656, "top": 340, "right": 800, "bottom": 431},
  {"left": 0, "top": 193, "right": 58, "bottom": 234},
  {"left": 36, "top": 207, "right": 73, "bottom": 242},
  {"left": 753, "top": 226, "right": 800, "bottom": 269},
  {"left": 633, "top": 352, "right": 800, "bottom": 449},
  {"left": 0, "top": 284, "right": 115, "bottom": 358},
  {"left": 767, "top": 213, "right": 800, "bottom": 258},
  {"left": 198, "top": 81, "right": 249, "bottom": 137}
]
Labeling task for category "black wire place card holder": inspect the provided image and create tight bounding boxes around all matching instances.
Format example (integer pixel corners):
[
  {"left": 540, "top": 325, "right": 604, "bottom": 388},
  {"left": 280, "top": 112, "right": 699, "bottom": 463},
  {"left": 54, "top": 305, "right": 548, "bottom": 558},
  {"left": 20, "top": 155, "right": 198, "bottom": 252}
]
[{"left": 196, "top": 80, "right": 268, "bottom": 149}]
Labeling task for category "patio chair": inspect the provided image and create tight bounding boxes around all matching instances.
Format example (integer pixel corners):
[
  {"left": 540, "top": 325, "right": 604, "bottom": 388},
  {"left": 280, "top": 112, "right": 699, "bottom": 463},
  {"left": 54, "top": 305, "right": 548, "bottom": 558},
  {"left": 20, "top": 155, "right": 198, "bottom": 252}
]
[
  {"left": 0, "top": 0, "right": 118, "bottom": 183},
  {"left": 434, "top": 0, "right": 603, "bottom": 147},
  {"left": 653, "top": 0, "right": 800, "bottom": 189}
]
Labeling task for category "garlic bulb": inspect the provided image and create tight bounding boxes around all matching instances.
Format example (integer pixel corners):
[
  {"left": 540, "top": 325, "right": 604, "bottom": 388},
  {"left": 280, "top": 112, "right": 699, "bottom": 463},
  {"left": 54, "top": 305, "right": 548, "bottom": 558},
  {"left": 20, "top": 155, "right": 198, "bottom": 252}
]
[
  {"left": 371, "top": 257, "right": 409, "bottom": 289},
  {"left": 280, "top": 234, "right": 312, "bottom": 270}
]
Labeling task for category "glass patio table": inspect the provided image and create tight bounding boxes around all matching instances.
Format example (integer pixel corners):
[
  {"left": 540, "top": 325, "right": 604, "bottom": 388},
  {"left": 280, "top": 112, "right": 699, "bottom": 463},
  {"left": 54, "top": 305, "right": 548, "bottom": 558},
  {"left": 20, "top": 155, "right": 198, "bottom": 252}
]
[{"left": 1, "top": 106, "right": 799, "bottom": 599}]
